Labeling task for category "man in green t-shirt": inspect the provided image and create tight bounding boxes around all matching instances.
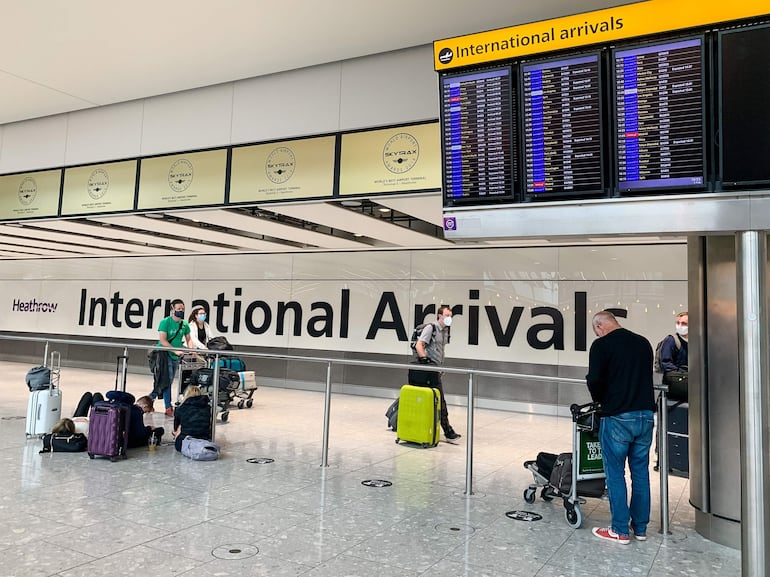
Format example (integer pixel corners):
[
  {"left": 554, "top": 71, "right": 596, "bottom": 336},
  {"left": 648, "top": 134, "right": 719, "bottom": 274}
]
[{"left": 151, "top": 298, "right": 193, "bottom": 415}]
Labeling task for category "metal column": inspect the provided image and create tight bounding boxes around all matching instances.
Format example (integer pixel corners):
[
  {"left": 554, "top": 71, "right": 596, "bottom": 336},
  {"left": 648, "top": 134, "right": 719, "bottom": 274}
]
[{"left": 736, "top": 231, "right": 770, "bottom": 576}]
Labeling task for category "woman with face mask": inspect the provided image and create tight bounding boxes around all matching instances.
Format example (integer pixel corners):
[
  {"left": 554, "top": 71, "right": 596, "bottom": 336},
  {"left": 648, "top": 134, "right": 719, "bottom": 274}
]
[{"left": 188, "top": 305, "right": 214, "bottom": 349}]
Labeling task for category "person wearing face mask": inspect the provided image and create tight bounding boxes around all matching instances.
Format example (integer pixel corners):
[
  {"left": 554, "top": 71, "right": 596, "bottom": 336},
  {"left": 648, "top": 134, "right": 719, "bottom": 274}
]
[
  {"left": 188, "top": 305, "right": 214, "bottom": 349},
  {"left": 659, "top": 312, "right": 688, "bottom": 374},
  {"left": 414, "top": 304, "right": 461, "bottom": 441},
  {"left": 150, "top": 299, "right": 193, "bottom": 416}
]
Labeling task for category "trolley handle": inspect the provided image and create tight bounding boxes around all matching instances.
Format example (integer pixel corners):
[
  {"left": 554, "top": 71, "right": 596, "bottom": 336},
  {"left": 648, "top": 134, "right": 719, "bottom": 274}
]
[{"left": 569, "top": 401, "right": 601, "bottom": 422}]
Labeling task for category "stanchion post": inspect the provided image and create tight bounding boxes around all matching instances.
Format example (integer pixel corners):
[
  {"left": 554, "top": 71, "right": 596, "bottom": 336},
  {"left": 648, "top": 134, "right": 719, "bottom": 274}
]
[
  {"left": 321, "top": 361, "right": 332, "bottom": 467},
  {"left": 656, "top": 383, "right": 671, "bottom": 535},
  {"left": 211, "top": 354, "right": 220, "bottom": 441},
  {"left": 464, "top": 372, "right": 475, "bottom": 495}
]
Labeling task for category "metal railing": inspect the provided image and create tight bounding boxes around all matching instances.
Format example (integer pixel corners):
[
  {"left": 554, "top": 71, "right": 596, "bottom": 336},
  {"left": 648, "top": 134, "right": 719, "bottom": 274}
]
[{"left": 8, "top": 334, "right": 675, "bottom": 512}]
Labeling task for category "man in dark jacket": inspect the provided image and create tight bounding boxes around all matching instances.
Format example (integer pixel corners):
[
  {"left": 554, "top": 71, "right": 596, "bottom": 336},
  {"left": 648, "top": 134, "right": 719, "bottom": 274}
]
[{"left": 586, "top": 311, "right": 655, "bottom": 545}]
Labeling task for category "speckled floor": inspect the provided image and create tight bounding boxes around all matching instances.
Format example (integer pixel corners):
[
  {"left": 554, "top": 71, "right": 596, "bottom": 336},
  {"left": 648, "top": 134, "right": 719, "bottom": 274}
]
[{"left": 2, "top": 360, "right": 739, "bottom": 576}]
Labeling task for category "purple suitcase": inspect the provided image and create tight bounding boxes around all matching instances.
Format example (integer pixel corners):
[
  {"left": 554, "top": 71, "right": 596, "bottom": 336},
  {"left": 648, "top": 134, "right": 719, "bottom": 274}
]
[
  {"left": 87, "top": 402, "right": 130, "bottom": 461},
  {"left": 87, "top": 355, "right": 132, "bottom": 461}
]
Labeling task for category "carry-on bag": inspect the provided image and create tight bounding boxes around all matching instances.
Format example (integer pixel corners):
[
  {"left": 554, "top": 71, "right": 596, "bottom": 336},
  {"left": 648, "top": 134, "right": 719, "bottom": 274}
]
[
  {"left": 25, "top": 351, "right": 62, "bottom": 437},
  {"left": 385, "top": 398, "right": 399, "bottom": 431},
  {"left": 87, "top": 356, "right": 132, "bottom": 461},
  {"left": 218, "top": 357, "right": 246, "bottom": 372},
  {"left": 395, "top": 384, "right": 440, "bottom": 448},
  {"left": 549, "top": 452, "right": 605, "bottom": 498}
]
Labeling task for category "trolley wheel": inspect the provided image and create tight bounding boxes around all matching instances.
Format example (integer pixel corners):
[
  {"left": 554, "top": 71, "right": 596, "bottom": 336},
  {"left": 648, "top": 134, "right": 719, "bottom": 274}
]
[
  {"left": 237, "top": 400, "right": 245, "bottom": 409},
  {"left": 540, "top": 487, "right": 554, "bottom": 502},
  {"left": 395, "top": 438, "right": 400, "bottom": 444},
  {"left": 246, "top": 399, "right": 254, "bottom": 408},
  {"left": 524, "top": 488, "right": 536, "bottom": 504},
  {"left": 220, "top": 411, "right": 229, "bottom": 423},
  {"left": 565, "top": 503, "right": 583, "bottom": 528}
]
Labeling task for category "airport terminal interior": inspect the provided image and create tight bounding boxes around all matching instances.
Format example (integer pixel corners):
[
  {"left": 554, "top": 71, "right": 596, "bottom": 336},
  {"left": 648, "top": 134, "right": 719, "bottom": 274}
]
[{"left": 3, "top": 360, "right": 739, "bottom": 577}]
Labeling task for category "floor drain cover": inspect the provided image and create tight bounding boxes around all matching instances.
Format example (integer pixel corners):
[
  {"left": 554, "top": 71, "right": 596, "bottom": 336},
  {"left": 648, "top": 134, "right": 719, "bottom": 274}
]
[
  {"left": 361, "top": 479, "right": 392, "bottom": 487},
  {"left": 212, "top": 544, "right": 259, "bottom": 559},
  {"left": 434, "top": 522, "right": 475, "bottom": 535},
  {"left": 246, "top": 457, "right": 274, "bottom": 464},
  {"left": 505, "top": 510, "right": 543, "bottom": 522}
]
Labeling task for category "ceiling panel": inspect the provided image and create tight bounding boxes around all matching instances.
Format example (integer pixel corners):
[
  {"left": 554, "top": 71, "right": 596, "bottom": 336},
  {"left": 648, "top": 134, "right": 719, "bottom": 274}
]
[
  {"left": 375, "top": 193, "right": 444, "bottom": 227},
  {"left": 88, "top": 214, "right": 293, "bottom": 251},
  {"left": 260, "top": 202, "right": 452, "bottom": 248},
  {"left": 167, "top": 209, "right": 366, "bottom": 249},
  {"left": 0, "top": 223, "right": 165, "bottom": 255}
]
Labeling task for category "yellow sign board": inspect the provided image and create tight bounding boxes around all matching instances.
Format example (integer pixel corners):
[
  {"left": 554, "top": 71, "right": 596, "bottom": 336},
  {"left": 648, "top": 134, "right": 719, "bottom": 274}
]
[
  {"left": 138, "top": 149, "right": 226, "bottom": 210},
  {"left": 434, "top": 0, "right": 770, "bottom": 70},
  {"left": 0, "top": 170, "right": 62, "bottom": 220},
  {"left": 230, "top": 136, "right": 336, "bottom": 202},
  {"left": 62, "top": 160, "right": 137, "bottom": 215},
  {"left": 339, "top": 123, "right": 441, "bottom": 195}
]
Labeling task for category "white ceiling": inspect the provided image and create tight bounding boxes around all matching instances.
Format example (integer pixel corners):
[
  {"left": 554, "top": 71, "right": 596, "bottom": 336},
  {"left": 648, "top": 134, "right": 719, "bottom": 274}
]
[{"left": 0, "top": 0, "right": 656, "bottom": 259}]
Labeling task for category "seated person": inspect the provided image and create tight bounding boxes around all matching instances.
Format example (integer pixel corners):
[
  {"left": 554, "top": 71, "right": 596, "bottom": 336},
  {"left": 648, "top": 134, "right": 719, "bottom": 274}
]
[
  {"left": 172, "top": 385, "right": 212, "bottom": 452},
  {"left": 128, "top": 396, "right": 165, "bottom": 449}
]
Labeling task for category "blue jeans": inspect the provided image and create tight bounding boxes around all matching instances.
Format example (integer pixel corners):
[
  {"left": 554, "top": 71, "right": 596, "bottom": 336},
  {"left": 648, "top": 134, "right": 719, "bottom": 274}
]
[
  {"left": 151, "top": 355, "right": 178, "bottom": 409},
  {"left": 599, "top": 410, "right": 655, "bottom": 537}
]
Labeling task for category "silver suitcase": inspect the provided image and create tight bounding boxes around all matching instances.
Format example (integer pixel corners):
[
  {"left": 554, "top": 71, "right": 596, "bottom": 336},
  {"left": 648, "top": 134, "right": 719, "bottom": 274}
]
[{"left": 25, "top": 351, "right": 62, "bottom": 437}]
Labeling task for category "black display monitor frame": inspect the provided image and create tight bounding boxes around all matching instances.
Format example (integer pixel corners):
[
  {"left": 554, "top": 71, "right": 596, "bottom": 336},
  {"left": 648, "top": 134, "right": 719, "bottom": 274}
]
[
  {"left": 611, "top": 35, "right": 708, "bottom": 195},
  {"left": 518, "top": 51, "right": 608, "bottom": 201},
  {"left": 439, "top": 66, "right": 518, "bottom": 208},
  {"left": 718, "top": 22, "right": 770, "bottom": 188}
]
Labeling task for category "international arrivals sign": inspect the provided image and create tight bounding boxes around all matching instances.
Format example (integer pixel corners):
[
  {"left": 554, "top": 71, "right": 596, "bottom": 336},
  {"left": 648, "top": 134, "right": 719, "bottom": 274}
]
[{"left": 434, "top": 0, "right": 770, "bottom": 70}]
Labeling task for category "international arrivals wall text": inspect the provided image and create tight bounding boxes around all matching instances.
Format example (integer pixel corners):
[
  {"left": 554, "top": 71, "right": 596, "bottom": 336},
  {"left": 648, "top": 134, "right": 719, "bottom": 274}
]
[{"left": 437, "top": 14, "right": 770, "bottom": 207}]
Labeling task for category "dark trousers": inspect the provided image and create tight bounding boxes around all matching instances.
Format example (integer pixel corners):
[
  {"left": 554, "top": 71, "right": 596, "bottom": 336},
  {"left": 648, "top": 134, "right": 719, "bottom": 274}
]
[{"left": 433, "top": 373, "right": 453, "bottom": 434}]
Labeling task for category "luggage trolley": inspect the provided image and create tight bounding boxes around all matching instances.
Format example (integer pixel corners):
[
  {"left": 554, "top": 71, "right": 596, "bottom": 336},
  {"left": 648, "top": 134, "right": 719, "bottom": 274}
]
[
  {"left": 177, "top": 353, "right": 238, "bottom": 423},
  {"left": 523, "top": 402, "right": 606, "bottom": 528}
]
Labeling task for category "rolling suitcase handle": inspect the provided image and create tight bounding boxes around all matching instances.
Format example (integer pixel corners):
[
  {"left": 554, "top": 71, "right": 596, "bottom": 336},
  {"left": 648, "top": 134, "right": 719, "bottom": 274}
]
[
  {"left": 115, "top": 354, "right": 129, "bottom": 392},
  {"left": 48, "top": 350, "right": 61, "bottom": 395}
]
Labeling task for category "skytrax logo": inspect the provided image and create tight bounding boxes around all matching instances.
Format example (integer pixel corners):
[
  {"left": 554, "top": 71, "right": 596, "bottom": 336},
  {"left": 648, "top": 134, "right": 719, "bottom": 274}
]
[{"left": 12, "top": 298, "right": 58, "bottom": 313}]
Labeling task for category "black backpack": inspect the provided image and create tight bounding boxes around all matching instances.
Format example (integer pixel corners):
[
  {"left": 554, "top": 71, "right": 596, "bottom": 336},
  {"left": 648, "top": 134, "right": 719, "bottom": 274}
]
[
  {"left": 653, "top": 334, "right": 682, "bottom": 373},
  {"left": 409, "top": 323, "right": 434, "bottom": 354}
]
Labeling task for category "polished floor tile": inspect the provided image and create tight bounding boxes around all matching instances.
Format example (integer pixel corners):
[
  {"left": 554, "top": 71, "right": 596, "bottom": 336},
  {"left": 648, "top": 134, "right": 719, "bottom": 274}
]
[{"left": 0, "top": 360, "right": 740, "bottom": 576}]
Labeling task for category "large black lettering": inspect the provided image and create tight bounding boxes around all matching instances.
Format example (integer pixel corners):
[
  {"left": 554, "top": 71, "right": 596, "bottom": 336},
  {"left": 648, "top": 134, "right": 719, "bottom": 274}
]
[
  {"left": 308, "top": 302, "right": 333, "bottom": 337},
  {"left": 232, "top": 288, "right": 242, "bottom": 333},
  {"left": 147, "top": 299, "right": 163, "bottom": 329},
  {"left": 124, "top": 298, "right": 144, "bottom": 329},
  {"left": 244, "top": 301, "right": 271, "bottom": 334},
  {"left": 368, "top": 292, "right": 407, "bottom": 340},
  {"left": 526, "top": 307, "right": 564, "bottom": 350},
  {"left": 486, "top": 305, "right": 524, "bottom": 346},
  {"left": 78, "top": 289, "right": 86, "bottom": 326},
  {"left": 468, "top": 290, "right": 480, "bottom": 345},
  {"left": 89, "top": 296, "right": 108, "bottom": 327},
  {"left": 413, "top": 303, "right": 435, "bottom": 326},
  {"left": 109, "top": 291, "right": 124, "bottom": 328},
  {"left": 339, "top": 289, "right": 349, "bottom": 338},
  {"left": 575, "top": 291, "right": 587, "bottom": 351},
  {"left": 277, "top": 302, "right": 302, "bottom": 336},
  {"left": 213, "top": 293, "right": 230, "bottom": 332},
  {"left": 605, "top": 307, "right": 627, "bottom": 319}
]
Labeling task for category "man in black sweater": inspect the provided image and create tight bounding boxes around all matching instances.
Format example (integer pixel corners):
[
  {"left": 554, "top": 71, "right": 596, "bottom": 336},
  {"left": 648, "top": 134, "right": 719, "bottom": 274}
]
[{"left": 586, "top": 311, "right": 655, "bottom": 545}]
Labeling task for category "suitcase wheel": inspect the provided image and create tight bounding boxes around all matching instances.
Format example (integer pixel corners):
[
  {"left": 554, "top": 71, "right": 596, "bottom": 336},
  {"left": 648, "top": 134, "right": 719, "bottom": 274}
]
[
  {"left": 395, "top": 438, "right": 400, "bottom": 444},
  {"left": 88, "top": 453, "right": 94, "bottom": 459}
]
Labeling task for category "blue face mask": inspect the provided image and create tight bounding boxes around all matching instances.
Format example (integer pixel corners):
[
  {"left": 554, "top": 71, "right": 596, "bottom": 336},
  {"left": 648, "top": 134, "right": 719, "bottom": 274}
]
[
  {"left": 197, "top": 314, "right": 207, "bottom": 322},
  {"left": 173, "top": 310, "right": 185, "bottom": 319}
]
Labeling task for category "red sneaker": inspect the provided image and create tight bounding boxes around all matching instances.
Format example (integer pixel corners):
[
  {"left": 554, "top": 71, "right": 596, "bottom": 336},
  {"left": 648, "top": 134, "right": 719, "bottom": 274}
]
[
  {"left": 592, "top": 527, "right": 630, "bottom": 545},
  {"left": 165, "top": 407, "right": 174, "bottom": 417}
]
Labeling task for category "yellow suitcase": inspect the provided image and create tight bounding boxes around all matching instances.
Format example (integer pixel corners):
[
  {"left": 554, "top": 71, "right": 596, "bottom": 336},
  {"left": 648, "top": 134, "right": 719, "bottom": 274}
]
[{"left": 395, "top": 384, "right": 440, "bottom": 448}]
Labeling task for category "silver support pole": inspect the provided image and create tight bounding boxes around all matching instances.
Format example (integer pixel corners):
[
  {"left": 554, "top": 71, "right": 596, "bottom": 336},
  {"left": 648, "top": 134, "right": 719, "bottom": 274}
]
[
  {"left": 211, "top": 354, "right": 220, "bottom": 442},
  {"left": 321, "top": 361, "right": 332, "bottom": 467},
  {"left": 43, "top": 341, "right": 49, "bottom": 366},
  {"left": 464, "top": 372, "right": 475, "bottom": 495},
  {"left": 656, "top": 384, "right": 670, "bottom": 535},
  {"left": 736, "top": 231, "right": 770, "bottom": 576}
]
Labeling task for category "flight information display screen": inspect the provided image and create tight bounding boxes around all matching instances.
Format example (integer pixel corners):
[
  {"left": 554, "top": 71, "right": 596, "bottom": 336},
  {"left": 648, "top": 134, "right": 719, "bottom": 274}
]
[
  {"left": 521, "top": 53, "right": 604, "bottom": 197},
  {"left": 440, "top": 67, "right": 515, "bottom": 206},
  {"left": 719, "top": 24, "right": 770, "bottom": 186},
  {"left": 614, "top": 37, "right": 705, "bottom": 192}
]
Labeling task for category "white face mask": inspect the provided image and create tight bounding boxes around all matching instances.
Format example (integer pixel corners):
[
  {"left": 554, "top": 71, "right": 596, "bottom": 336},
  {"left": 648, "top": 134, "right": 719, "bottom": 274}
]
[
  {"left": 442, "top": 316, "right": 453, "bottom": 327},
  {"left": 676, "top": 324, "right": 688, "bottom": 336}
]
